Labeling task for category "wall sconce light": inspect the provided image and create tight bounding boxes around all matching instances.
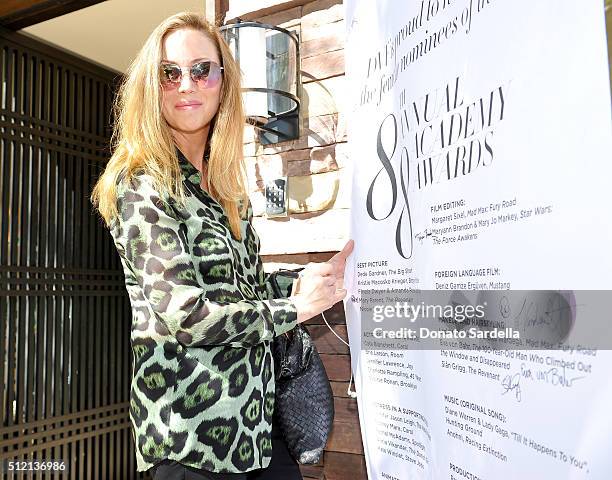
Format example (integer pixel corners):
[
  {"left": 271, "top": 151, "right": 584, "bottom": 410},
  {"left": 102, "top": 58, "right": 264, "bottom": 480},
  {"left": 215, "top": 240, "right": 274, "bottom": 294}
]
[{"left": 220, "top": 20, "right": 300, "bottom": 145}]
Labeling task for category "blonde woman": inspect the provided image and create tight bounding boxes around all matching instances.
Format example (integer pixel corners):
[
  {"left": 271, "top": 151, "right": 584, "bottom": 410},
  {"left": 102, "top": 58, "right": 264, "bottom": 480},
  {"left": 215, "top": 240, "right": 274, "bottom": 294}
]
[{"left": 92, "top": 11, "right": 353, "bottom": 480}]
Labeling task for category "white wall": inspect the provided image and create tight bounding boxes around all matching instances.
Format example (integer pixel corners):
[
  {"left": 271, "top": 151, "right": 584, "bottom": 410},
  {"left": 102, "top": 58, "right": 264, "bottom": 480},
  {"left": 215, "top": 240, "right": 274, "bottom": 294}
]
[{"left": 22, "top": 0, "right": 205, "bottom": 73}]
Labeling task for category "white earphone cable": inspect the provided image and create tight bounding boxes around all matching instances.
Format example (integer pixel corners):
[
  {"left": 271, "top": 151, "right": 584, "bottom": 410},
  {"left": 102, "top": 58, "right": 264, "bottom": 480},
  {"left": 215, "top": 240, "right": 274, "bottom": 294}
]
[{"left": 321, "top": 310, "right": 358, "bottom": 399}]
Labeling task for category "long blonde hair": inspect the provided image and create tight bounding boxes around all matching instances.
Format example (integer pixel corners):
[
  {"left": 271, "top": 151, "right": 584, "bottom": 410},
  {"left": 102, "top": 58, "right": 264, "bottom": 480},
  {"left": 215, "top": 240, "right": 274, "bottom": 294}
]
[{"left": 92, "top": 12, "right": 247, "bottom": 239}]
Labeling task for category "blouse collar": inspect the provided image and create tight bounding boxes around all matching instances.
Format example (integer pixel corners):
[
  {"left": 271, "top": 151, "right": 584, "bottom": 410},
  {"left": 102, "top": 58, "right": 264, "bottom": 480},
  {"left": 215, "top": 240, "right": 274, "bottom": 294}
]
[{"left": 176, "top": 147, "right": 203, "bottom": 186}]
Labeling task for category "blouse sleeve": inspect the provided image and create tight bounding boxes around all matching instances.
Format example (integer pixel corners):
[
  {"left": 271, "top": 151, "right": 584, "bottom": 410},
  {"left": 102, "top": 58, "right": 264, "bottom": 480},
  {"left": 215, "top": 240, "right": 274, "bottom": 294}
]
[
  {"left": 247, "top": 202, "right": 300, "bottom": 300},
  {"left": 114, "top": 176, "right": 298, "bottom": 348}
]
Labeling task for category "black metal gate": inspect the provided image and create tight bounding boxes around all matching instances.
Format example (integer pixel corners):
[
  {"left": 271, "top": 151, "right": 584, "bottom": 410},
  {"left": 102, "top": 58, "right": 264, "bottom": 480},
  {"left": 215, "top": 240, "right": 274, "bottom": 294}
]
[{"left": 0, "top": 28, "right": 143, "bottom": 479}]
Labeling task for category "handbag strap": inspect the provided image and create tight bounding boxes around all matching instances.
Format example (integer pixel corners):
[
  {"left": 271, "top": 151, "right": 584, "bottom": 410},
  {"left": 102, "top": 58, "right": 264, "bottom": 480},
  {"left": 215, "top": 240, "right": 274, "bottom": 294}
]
[{"left": 268, "top": 268, "right": 303, "bottom": 298}]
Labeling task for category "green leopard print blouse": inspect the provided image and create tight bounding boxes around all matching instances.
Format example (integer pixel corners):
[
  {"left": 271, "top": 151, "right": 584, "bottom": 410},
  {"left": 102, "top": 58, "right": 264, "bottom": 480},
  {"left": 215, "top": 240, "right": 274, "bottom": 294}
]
[{"left": 109, "top": 150, "right": 298, "bottom": 473}]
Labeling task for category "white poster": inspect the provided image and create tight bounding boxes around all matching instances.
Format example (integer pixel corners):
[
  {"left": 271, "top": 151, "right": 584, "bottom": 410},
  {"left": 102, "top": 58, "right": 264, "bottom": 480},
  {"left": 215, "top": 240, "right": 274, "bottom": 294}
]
[{"left": 343, "top": 1, "right": 612, "bottom": 479}]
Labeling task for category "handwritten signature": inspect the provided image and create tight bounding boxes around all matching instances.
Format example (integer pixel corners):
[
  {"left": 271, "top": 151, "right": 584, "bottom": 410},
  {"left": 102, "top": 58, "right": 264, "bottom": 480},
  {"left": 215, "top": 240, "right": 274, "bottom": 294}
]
[
  {"left": 501, "top": 373, "right": 522, "bottom": 402},
  {"left": 500, "top": 363, "right": 585, "bottom": 402},
  {"left": 414, "top": 228, "right": 440, "bottom": 244},
  {"left": 495, "top": 292, "right": 581, "bottom": 344}
]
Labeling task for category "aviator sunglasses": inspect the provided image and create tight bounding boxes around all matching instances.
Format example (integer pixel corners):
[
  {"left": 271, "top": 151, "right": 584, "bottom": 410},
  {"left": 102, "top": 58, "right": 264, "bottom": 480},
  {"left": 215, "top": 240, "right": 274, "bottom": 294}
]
[{"left": 159, "top": 60, "right": 224, "bottom": 89}]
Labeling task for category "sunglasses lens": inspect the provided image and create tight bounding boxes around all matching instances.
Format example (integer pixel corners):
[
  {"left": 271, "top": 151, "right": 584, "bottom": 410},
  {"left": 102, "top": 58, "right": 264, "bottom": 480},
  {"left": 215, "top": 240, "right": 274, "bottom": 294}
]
[
  {"left": 191, "top": 62, "right": 211, "bottom": 82},
  {"left": 161, "top": 65, "right": 181, "bottom": 84}
]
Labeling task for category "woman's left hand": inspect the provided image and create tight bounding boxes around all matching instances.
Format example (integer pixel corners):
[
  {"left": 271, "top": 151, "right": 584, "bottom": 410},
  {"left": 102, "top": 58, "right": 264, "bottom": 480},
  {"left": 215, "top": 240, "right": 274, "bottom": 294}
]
[
  {"left": 293, "top": 239, "right": 354, "bottom": 295},
  {"left": 326, "top": 239, "right": 354, "bottom": 291}
]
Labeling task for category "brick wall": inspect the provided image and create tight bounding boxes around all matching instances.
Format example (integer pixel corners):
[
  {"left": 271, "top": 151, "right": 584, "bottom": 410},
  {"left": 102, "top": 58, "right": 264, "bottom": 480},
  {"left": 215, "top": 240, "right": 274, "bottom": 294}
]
[
  {"left": 217, "top": 0, "right": 368, "bottom": 478},
  {"left": 232, "top": 0, "right": 349, "bottom": 256}
]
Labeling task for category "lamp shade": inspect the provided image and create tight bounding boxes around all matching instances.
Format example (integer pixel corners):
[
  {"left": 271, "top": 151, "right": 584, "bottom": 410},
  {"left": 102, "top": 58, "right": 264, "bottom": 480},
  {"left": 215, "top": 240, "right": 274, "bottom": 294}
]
[{"left": 221, "top": 21, "right": 300, "bottom": 144}]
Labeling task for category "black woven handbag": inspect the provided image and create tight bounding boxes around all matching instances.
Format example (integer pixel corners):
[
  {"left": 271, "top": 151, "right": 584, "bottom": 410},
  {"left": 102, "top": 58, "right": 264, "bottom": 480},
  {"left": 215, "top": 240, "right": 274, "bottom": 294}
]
[
  {"left": 268, "top": 270, "right": 335, "bottom": 464},
  {"left": 273, "top": 324, "right": 334, "bottom": 464}
]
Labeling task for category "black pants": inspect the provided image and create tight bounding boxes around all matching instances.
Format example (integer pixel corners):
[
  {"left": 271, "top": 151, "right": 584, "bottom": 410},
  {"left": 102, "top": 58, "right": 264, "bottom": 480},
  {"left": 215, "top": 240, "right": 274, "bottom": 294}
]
[{"left": 148, "top": 423, "right": 302, "bottom": 480}]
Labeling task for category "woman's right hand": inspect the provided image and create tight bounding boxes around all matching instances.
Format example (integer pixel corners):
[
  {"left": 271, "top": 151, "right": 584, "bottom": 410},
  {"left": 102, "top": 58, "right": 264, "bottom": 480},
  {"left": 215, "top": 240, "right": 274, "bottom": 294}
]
[{"left": 290, "top": 262, "right": 348, "bottom": 324}]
